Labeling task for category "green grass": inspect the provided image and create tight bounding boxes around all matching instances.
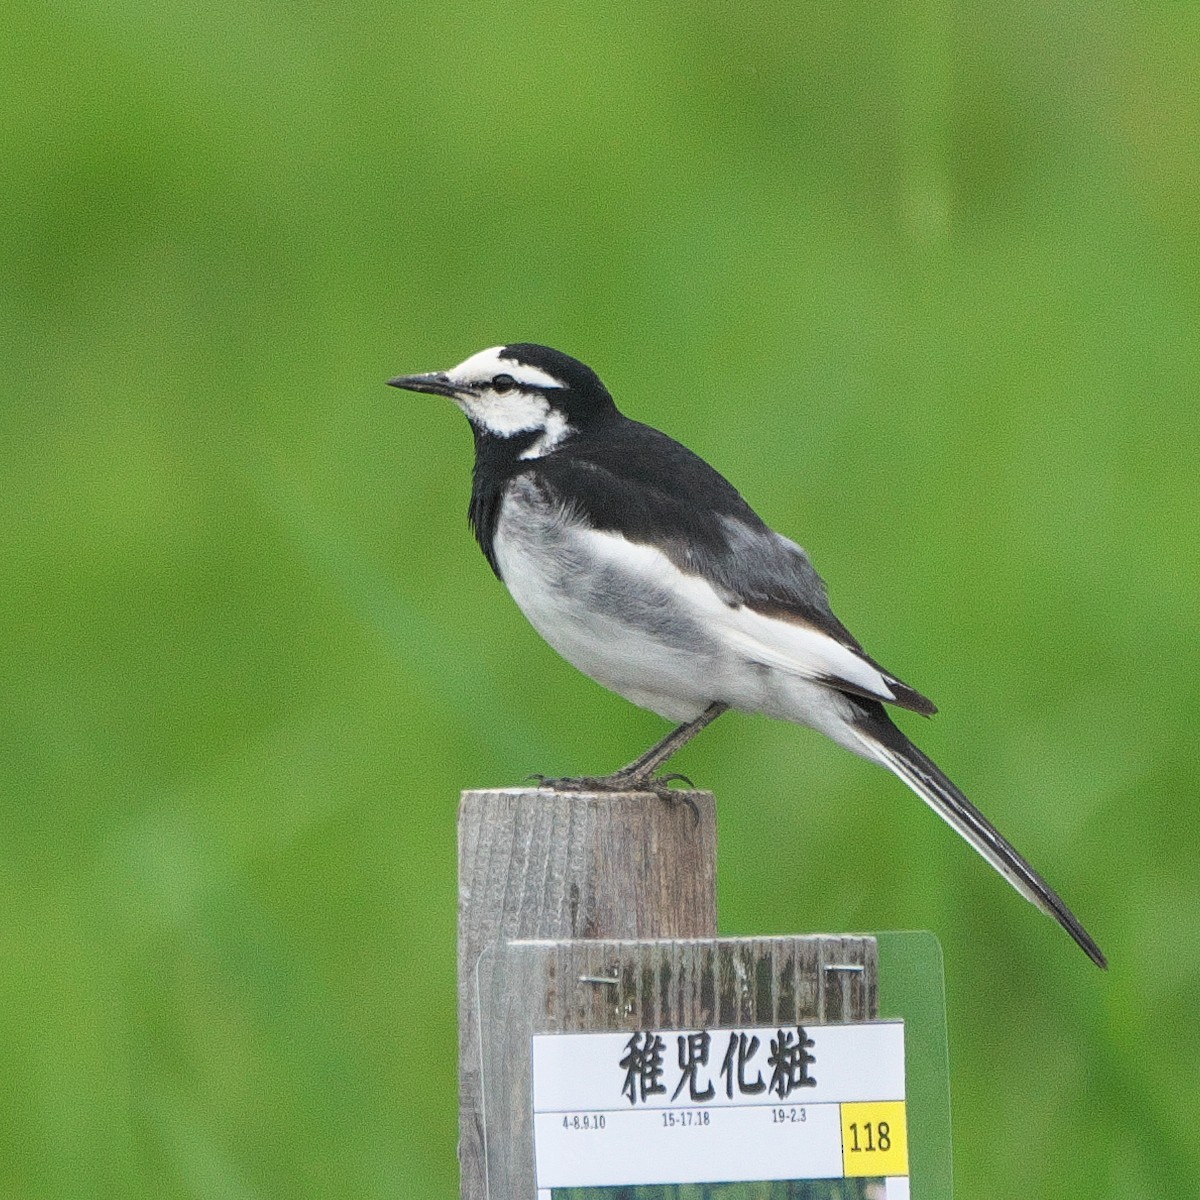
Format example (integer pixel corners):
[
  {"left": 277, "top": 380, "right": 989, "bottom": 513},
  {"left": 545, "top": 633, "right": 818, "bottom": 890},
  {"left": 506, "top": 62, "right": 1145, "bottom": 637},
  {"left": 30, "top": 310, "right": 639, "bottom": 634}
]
[{"left": 3, "top": 2, "right": 1198, "bottom": 1196}]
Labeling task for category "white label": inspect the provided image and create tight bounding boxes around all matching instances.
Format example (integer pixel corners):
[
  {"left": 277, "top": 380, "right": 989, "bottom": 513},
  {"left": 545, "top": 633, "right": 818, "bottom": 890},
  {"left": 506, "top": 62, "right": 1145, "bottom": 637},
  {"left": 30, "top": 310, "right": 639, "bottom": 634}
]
[{"left": 531, "top": 1021, "right": 907, "bottom": 1192}]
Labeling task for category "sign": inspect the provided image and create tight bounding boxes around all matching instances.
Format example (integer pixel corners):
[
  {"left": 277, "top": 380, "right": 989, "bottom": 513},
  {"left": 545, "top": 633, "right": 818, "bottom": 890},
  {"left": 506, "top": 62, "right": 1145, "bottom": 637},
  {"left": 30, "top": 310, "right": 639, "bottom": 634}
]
[{"left": 532, "top": 1021, "right": 909, "bottom": 1199}]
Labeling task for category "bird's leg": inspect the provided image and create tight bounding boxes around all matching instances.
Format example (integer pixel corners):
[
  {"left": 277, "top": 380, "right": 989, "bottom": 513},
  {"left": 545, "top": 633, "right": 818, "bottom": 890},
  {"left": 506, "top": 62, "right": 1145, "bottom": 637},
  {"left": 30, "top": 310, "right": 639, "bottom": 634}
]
[
  {"left": 610, "top": 701, "right": 730, "bottom": 783},
  {"left": 532, "top": 702, "right": 729, "bottom": 799}
]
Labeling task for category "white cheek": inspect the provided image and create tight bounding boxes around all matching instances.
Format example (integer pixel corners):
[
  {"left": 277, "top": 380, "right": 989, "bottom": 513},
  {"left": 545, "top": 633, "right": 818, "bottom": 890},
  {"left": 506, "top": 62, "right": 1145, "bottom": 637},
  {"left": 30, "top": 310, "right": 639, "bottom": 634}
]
[{"left": 459, "top": 390, "right": 550, "bottom": 436}]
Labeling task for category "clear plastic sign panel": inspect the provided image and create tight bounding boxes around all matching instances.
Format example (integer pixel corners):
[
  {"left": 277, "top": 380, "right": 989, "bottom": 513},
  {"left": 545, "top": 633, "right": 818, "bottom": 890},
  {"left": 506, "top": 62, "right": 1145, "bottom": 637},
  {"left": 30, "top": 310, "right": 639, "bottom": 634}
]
[{"left": 475, "top": 932, "right": 951, "bottom": 1200}]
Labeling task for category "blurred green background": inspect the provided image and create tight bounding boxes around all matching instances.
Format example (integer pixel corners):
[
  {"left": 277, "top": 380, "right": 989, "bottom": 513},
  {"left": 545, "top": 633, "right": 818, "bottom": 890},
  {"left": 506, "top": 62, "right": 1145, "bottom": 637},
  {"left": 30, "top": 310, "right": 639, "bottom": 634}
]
[{"left": 3, "top": 1, "right": 1197, "bottom": 1196}]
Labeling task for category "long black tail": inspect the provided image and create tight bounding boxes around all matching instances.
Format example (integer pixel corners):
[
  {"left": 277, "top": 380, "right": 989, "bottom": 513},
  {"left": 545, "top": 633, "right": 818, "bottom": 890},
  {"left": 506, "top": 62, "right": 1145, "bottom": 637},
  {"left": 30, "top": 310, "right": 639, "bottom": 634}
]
[{"left": 849, "top": 701, "right": 1106, "bottom": 969}]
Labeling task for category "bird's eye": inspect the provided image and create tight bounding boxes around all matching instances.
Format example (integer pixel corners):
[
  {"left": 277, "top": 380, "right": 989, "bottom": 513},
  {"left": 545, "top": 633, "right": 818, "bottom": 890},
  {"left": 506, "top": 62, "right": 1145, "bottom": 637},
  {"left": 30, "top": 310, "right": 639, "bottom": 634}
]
[{"left": 491, "top": 373, "right": 516, "bottom": 393}]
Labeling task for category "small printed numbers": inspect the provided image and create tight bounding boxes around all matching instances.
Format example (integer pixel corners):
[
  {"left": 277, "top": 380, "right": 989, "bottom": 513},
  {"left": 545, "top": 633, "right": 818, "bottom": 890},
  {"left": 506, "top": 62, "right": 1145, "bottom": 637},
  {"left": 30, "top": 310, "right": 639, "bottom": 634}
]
[
  {"left": 847, "top": 1121, "right": 890, "bottom": 1152},
  {"left": 561, "top": 1114, "right": 606, "bottom": 1131},
  {"left": 840, "top": 1101, "right": 908, "bottom": 1178},
  {"left": 771, "top": 1107, "right": 807, "bottom": 1124},
  {"left": 661, "top": 1110, "right": 711, "bottom": 1128}
]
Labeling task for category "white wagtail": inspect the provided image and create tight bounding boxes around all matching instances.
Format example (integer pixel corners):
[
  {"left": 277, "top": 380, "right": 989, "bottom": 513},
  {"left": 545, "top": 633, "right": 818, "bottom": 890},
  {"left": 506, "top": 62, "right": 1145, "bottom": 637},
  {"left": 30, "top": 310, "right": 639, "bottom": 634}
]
[{"left": 388, "top": 343, "right": 1105, "bottom": 968}]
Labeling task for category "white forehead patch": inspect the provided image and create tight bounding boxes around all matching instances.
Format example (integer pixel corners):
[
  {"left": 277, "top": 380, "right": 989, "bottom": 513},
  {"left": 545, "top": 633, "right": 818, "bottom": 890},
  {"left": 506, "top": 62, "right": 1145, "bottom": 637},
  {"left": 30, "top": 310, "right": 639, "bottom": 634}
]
[{"left": 446, "top": 346, "right": 565, "bottom": 390}]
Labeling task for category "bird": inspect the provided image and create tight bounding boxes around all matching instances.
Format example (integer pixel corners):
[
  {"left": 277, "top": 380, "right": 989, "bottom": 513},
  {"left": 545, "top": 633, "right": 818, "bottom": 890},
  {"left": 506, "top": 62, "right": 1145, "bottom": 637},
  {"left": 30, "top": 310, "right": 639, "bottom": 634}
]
[{"left": 388, "top": 343, "right": 1106, "bottom": 968}]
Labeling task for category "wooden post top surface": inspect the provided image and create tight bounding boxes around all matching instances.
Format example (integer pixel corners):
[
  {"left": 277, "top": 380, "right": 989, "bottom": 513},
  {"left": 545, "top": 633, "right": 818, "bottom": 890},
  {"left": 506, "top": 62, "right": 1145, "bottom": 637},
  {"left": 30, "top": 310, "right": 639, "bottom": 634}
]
[{"left": 458, "top": 787, "right": 718, "bottom": 943}]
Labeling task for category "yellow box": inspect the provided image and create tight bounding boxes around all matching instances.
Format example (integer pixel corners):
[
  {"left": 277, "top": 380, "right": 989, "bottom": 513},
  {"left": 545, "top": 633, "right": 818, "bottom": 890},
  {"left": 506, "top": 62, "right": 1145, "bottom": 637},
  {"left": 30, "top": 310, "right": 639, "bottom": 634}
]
[{"left": 840, "top": 1100, "right": 909, "bottom": 1177}]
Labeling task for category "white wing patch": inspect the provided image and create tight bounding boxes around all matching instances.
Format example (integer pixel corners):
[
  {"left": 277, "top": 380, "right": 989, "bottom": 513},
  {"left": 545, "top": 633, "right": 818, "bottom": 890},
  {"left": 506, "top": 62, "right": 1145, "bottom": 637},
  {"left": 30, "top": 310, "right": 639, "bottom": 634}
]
[{"left": 574, "top": 530, "right": 900, "bottom": 704}]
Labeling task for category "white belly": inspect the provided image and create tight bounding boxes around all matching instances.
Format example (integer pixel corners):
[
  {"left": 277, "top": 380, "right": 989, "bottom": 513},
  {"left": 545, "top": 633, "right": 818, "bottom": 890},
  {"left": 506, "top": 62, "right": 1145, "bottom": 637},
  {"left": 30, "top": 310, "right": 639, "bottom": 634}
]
[{"left": 491, "top": 486, "right": 733, "bottom": 721}]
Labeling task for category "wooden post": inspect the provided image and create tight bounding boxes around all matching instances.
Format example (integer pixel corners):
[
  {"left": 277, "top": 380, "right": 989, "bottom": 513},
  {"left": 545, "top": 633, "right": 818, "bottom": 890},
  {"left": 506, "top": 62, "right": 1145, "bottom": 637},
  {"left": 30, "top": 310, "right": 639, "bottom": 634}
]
[
  {"left": 458, "top": 786, "right": 717, "bottom": 1200},
  {"left": 457, "top": 786, "right": 879, "bottom": 1200}
]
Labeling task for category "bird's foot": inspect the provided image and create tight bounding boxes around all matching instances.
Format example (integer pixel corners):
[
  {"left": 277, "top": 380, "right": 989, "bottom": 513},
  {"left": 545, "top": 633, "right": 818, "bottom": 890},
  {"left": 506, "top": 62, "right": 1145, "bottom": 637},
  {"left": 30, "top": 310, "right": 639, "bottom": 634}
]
[
  {"left": 526, "top": 771, "right": 700, "bottom": 821},
  {"left": 527, "top": 769, "right": 693, "bottom": 796}
]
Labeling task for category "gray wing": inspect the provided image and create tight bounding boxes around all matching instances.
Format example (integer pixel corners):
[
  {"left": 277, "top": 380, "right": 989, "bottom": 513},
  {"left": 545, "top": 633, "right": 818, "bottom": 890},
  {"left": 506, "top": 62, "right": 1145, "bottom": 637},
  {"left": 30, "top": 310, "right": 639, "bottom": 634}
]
[
  {"left": 531, "top": 443, "right": 936, "bottom": 716},
  {"left": 697, "top": 515, "right": 937, "bottom": 716}
]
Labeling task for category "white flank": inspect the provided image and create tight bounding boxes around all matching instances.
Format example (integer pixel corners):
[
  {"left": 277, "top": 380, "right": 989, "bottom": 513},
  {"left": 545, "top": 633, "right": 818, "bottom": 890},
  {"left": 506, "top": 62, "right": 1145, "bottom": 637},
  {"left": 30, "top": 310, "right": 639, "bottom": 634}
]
[
  {"left": 493, "top": 497, "right": 901, "bottom": 723},
  {"left": 572, "top": 531, "right": 898, "bottom": 702}
]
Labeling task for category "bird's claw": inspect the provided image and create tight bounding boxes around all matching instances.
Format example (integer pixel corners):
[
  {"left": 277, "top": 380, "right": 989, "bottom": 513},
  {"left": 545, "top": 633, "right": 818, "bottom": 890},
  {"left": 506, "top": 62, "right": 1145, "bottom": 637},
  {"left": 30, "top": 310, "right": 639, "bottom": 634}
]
[
  {"left": 525, "top": 770, "right": 701, "bottom": 825},
  {"left": 657, "top": 772, "right": 695, "bottom": 788}
]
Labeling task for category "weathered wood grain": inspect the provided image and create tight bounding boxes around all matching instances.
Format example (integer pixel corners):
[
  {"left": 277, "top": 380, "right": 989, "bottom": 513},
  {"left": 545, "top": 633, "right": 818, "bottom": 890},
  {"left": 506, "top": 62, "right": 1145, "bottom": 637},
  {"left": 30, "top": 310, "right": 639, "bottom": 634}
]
[{"left": 458, "top": 787, "right": 718, "bottom": 1200}]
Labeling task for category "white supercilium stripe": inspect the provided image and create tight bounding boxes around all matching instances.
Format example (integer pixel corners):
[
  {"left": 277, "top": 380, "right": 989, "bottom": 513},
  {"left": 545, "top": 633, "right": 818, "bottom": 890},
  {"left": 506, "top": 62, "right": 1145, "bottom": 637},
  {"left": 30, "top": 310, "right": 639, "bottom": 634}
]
[{"left": 447, "top": 346, "right": 565, "bottom": 390}]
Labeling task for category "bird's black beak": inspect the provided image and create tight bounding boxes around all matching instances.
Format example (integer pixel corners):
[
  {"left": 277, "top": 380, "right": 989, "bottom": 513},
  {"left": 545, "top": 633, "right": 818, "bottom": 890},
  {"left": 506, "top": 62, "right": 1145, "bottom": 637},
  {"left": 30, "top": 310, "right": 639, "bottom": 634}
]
[{"left": 386, "top": 371, "right": 461, "bottom": 398}]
